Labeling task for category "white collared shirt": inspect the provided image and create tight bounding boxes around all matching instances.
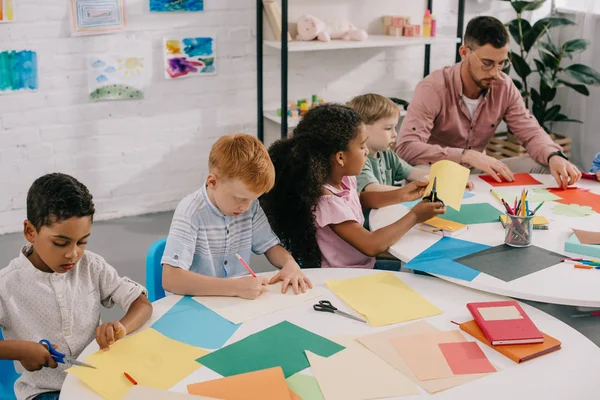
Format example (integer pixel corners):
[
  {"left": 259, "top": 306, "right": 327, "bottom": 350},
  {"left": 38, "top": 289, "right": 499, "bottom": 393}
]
[{"left": 0, "top": 244, "right": 146, "bottom": 400}]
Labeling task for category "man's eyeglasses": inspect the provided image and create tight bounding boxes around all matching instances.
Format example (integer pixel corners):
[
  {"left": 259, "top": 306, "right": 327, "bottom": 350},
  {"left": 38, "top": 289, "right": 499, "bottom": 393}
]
[{"left": 467, "top": 47, "right": 511, "bottom": 71}]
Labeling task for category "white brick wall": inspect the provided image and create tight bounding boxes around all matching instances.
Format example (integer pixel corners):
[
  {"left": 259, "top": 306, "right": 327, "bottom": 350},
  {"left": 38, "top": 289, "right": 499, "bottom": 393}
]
[
  {"left": 0, "top": 0, "right": 259, "bottom": 234},
  {"left": 0, "top": 0, "right": 538, "bottom": 235}
]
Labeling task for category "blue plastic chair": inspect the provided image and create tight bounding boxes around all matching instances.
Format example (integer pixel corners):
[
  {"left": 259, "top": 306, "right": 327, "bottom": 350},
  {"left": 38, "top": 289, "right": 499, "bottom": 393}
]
[
  {"left": 0, "top": 329, "right": 20, "bottom": 400},
  {"left": 146, "top": 238, "right": 167, "bottom": 302}
]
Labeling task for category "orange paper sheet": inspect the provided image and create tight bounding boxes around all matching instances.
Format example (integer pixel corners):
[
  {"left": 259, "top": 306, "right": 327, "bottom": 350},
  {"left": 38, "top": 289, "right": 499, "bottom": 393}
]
[
  {"left": 187, "top": 367, "right": 299, "bottom": 400},
  {"left": 479, "top": 173, "right": 543, "bottom": 187},
  {"left": 438, "top": 342, "right": 497, "bottom": 375},
  {"left": 572, "top": 228, "right": 600, "bottom": 245},
  {"left": 549, "top": 187, "right": 600, "bottom": 213},
  {"left": 391, "top": 330, "right": 467, "bottom": 381}
]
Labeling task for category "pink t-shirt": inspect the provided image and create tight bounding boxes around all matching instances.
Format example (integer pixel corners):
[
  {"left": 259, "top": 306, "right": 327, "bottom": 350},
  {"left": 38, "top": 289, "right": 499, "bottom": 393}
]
[{"left": 313, "top": 176, "right": 376, "bottom": 269}]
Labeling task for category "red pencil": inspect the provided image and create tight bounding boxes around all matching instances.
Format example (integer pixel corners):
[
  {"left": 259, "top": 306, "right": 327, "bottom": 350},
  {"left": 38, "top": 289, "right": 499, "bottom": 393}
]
[
  {"left": 124, "top": 372, "right": 137, "bottom": 385},
  {"left": 235, "top": 253, "right": 257, "bottom": 278}
]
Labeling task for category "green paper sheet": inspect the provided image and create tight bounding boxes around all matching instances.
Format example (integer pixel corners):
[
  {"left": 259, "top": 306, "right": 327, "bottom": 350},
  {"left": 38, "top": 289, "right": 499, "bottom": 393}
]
[
  {"left": 496, "top": 188, "right": 562, "bottom": 203},
  {"left": 286, "top": 374, "right": 324, "bottom": 400},
  {"left": 196, "top": 321, "right": 344, "bottom": 378},
  {"left": 438, "top": 203, "right": 503, "bottom": 225},
  {"left": 552, "top": 204, "right": 595, "bottom": 217}
]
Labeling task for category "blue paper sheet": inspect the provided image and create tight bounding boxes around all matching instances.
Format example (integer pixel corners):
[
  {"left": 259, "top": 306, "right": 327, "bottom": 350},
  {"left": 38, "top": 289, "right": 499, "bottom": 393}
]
[
  {"left": 152, "top": 296, "right": 240, "bottom": 349},
  {"left": 404, "top": 237, "right": 490, "bottom": 281},
  {"left": 403, "top": 191, "right": 476, "bottom": 209}
]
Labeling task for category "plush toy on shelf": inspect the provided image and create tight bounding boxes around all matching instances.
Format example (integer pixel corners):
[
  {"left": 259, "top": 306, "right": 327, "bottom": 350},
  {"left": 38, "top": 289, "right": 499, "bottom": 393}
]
[{"left": 295, "top": 14, "right": 368, "bottom": 42}]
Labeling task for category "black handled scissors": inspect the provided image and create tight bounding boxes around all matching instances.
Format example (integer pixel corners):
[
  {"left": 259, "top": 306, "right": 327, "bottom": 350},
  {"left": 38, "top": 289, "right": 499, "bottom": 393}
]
[
  {"left": 313, "top": 300, "right": 367, "bottom": 323},
  {"left": 423, "top": 177, "right": 444, "bottom": 206}
]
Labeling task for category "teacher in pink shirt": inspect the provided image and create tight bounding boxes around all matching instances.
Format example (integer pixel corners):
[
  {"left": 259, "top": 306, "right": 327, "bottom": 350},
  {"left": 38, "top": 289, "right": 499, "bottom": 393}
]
[{"left": 396, "top": 16, "right": 581, "bottom": 189}]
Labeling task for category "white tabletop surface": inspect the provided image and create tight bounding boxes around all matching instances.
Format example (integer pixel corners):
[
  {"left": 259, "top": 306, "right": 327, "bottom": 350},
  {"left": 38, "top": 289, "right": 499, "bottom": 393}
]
[
  {"left": 370, "top": 174, "right": 600, "bottom": 308},
  {"left": 61, "top": 269, "right": 600, "bottom": 400}
]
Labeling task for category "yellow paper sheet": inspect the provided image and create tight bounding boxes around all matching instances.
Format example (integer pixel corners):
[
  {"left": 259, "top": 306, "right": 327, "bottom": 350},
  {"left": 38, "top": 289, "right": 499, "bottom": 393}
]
[
  {"left": 67, "top": 328, "right": 209, "bottom": 400},
  {"left": 325, "top": 272, "right": 442, "bottom": 326},
  {"left": 392, "top": 330, "right": 467, "bottom": 381},
  {"left": 194, "top": 284, "right": 326, "bottom": 324},
  {"left": 122, "top": 386, "right": 217, "bottom": 400},
  {"left": 305, "top": 336, "right": 420, "bottom": 400},
  {"left": 425, "top": 160, "right": 470, "bottom": 211},
  {"left": 357, "top": 321, "right": 492, "bottom": 393}
]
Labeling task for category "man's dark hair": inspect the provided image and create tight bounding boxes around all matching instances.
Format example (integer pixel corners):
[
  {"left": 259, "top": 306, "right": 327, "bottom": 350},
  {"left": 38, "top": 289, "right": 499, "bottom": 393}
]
[
  {"left": 464, "top": 16, "right": 509, "bottom": 48},
  {"left": 27, "top": 173, "right": 95, "bottom": 231}
]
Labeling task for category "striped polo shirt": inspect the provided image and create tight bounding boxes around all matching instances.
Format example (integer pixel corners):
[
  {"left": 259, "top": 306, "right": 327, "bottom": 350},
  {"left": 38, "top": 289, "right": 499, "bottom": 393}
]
[{"left": 161, "top": 185, "right": 280, "bottom": 277}]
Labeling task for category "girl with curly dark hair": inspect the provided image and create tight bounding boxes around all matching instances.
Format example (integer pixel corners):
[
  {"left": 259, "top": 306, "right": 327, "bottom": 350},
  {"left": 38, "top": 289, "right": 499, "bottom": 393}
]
[{"left": 261, "top": 104, "right": 446, "bottom": 269}]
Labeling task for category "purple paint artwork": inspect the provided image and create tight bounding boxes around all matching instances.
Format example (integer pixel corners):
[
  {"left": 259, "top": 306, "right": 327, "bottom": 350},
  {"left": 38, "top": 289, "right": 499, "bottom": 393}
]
[{"left": 163, "top": 35, "right": 216, "bottom": 79}]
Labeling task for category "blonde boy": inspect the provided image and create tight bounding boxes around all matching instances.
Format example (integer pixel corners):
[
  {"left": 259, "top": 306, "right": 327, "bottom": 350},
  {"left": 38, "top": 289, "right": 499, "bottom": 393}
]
[{"left": 162, "top": 134, "right": 311, "bottom": 299}]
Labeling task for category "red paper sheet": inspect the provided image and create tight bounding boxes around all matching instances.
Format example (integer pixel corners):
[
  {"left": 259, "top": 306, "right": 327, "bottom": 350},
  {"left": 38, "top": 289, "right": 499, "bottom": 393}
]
[
  {"left": 438, "top": 342, "right": 497, "bottom": 375},
  {"left": 548, "top": 187, "right": 600, "bottom": 213},
  {"left": 479, "top": 173, "right": 543, "bottom": 187}
]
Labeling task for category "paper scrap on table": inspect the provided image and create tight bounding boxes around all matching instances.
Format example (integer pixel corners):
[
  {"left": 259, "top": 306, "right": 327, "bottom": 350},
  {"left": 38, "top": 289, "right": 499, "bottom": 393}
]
[
  {"left": 66, "top": 328, "right": 208, "bottom": 400},
  {"left": 424, "top": 160, "right": 470, "bottom": 211},
  {"left": 495, "top": 188, "right": 562, "bottom": 203},
  {"left": 123, "top": 386, "right": 217, "bottom": 400},
  {"left": 391, "top": 330, "right": 467, "bottom": 381},
  {"left": 479, "top": 173, "right": 542, "bottom": 187},
  {"left": 196, "top": 321, "right": 345, "bottom": 378},
  {"left": 152, "top": 296, "right": 240, "bottom": 349},
  {"left": 552, "top": 203, "right": 595, "bottom": 217},
  {"left": 438, "top": 342, "right": 497, "bottom": 375},
  {"left": 572, "top": 228, "right": 600, "bottom": 245},
  {"left": 403, "top": 237, "right": 489, "bottom": 281},
  {"left": 286, "top": 374, "right": 324, "bottom": 400},
  {"left": 305, "top": 336, "right": 420, "bottom": 400},
  {"left": 193, "top": 284, "right": 327, "bottom": 324},
  {"left": 549, "top": 187, "right": 600, "bottom": 213},
  {"left": 187, "top": 367, "right": 299, "bottom": 400},
  {"left": 325, "top": 272, "right": 442, "bottom": 327},
  {"left": 357, "top": 321, "right": 492, "bottom": 393},
  {"left": 437, "top": 203, "right": 503, "bottom": 225}
]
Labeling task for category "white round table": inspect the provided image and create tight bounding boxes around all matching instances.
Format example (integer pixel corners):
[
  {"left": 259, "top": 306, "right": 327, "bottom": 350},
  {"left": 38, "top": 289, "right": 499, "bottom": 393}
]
[
  {"left": 370, "top": 174, "right": 600, "bottom": 308},
  {"left": 61, "top": 269, "right": 600, "bottom": 400}
]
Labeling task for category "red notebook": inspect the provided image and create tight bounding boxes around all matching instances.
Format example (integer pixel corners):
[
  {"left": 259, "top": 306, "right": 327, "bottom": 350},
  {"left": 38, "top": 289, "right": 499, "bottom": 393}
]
[{"left": 467, "top": 301, "right": 543, "bottom": 345}]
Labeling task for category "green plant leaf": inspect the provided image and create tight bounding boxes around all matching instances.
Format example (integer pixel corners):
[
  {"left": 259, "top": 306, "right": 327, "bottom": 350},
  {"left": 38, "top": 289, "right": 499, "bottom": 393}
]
[
  {"left": 512, "top": 78, "right": 523, "bottom": 90},
  {"left": 544, "top": 104, "right": 561, "bottom": 121},
  {"left": 540, "top": 78, "right": 557, "bottom": 101},
  {"left": 557, "top": 79, "right": 590, "bottom": 95},
  {"left": 564, "top": 64, "right": 600, "bottom": 85},
  {"left": 533, "top": 59, "right": 545, "bottom": 73},
  {"left": 531, "top": 88, "right": 542, "bottom": 105},
  {"left": 551, "top": 113, "right": 582, "bottom": 123},
  {"left": 524, "top": 17, "right": 575, "bottom": 52},
  {"left": 510, "top": 0, "right": 546, "bottom": 13},
  {"left": 506, "top": 19, "right": 531, "bottom": 44},
  {"left": 509, "top": 51, "right": 531, "bottom": 79},
  {"left": 564, "top": 38, "right": 589, "bottom": 53},
  {"left": 539, "top": 48, "right": 559, "bottom": 70},
  {"left": 538, "top": 41, "right": 560, "bottom": 57}
]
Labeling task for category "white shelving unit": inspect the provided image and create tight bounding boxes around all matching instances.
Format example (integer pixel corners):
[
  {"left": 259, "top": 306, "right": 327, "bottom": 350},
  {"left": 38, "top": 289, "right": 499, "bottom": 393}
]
[{"left": 264, "top": 34, "right": 461, "bottom": 52}]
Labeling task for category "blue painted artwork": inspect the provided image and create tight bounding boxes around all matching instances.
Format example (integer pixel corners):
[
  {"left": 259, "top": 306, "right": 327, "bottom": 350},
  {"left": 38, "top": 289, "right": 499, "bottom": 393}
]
[
  {"left": 104, "top": 66, "right": 116, "bottom": 73},
  {"left": 92, "top": 59, "right": 106, "bottom": 68},
  {"left": 183, "top": 37, "right": 213, "bottom": 57},
  {"left": 150, "top": 0, "right": 204, "bottom": 12},
  {"left": 95, "top": 74, "right": 109, "bottom": 83},
  {"left": 0, "top": 50, "right": 39, "bottom": 93},
  {"left": 71, "top": 0, "right": 126, "bottom": 35}
]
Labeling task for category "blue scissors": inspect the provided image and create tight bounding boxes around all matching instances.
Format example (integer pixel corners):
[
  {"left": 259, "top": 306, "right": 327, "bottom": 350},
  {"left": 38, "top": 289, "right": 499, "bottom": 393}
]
[
  {"left": 423, "top": 177, "right": 444, "bottom": 206},
  {"left": 39, "top": 339, "right": 96, "bottom": 369},
  {"left": 313, "top": 300, "right": 367, "bottom": 323}
]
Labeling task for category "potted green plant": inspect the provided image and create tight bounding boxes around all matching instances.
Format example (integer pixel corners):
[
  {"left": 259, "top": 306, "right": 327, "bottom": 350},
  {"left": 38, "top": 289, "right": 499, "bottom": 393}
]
[{"left": 487, "top": 0, "right": 600, "bottom": 159}]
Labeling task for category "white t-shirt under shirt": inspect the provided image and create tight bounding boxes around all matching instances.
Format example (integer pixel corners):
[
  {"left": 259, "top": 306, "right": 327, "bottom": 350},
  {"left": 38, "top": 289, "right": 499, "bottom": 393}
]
[{"left": 462, "top": 95, "right": 482, "bottom": 119}]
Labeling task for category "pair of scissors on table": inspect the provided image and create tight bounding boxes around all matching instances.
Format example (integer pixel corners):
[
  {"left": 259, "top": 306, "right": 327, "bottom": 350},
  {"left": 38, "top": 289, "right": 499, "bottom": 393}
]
[
  {"left": 39, "top": 339, "right": 96, "bottom": 369},
  {"left": 313, "top": 300, "right": 367, "bottom": 323},
  {"left": 423, "top": 177, "right": 444, "bottom": 206}
]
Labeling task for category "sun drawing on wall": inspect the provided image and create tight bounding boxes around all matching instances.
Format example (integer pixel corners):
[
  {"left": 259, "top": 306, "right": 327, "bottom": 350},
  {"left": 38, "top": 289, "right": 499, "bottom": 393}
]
[{"left": 118, "top": 57, "right": 144, "bottom": 76}]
